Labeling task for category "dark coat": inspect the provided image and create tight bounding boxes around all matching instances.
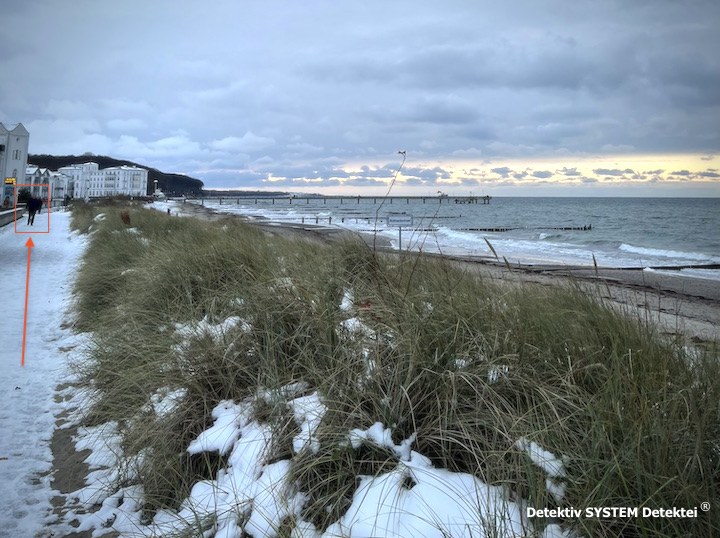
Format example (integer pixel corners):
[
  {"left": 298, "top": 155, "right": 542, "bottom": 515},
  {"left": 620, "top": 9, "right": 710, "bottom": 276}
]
[{"left": 27, "top": 197, "right": 41, "bottom": 212}]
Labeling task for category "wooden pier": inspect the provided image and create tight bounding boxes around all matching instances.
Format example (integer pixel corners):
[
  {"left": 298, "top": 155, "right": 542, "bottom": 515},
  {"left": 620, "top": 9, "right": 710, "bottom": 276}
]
[{"left": 190, "top": 195, "right": 492, "bottom": 205}]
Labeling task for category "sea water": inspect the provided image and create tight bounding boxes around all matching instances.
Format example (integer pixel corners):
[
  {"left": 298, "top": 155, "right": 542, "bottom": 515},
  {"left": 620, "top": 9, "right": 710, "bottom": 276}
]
[{"left": 196, "top": 197, "right": 720, "bottom": 280}]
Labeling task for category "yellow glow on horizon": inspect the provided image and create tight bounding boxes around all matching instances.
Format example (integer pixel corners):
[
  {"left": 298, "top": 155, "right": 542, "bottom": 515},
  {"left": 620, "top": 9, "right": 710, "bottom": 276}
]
[
  {"left": 342, "top": 152, "right": 717, "bottom": 175},
  {"left": 251, "top": 152, "right": 719, "bottom": 196}
]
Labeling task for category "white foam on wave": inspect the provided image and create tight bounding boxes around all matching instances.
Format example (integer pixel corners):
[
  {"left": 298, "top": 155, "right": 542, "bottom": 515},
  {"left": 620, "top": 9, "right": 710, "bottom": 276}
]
[
  {"left": 644, "top": 267, "right": 720, "bottom": 282},
  {"left": 619, "top": 243, "right": 719, "bottom": 263}
]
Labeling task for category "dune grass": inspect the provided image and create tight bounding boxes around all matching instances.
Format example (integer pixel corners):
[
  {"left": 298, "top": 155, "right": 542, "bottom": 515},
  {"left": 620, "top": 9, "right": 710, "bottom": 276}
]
[{"left": 68, "top": 202, "right": 719, "bottom": 537}]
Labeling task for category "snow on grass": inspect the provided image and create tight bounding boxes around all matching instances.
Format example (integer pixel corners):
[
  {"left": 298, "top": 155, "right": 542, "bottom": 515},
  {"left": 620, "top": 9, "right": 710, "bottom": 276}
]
[
  {"left": 288, "top": 392, "right": 327, "bottom": 454},
  {"left": 340, "top": 289, "right": 353, "bottom": 311},
  {"left": 332, "top": 423, "right": 532, "bottom": 537},
  {"left": 68, "top": 403, "right": 578, "bottom": 537},
  {"left": 147, "top": 387, "right": 188, "bottom": 419},
  {"left": 515, "top": 436, "right": 569, "bottom": 503},
  {"left": 515, "top": 437, "right": 567, "bottom": 479},
  {"left": 488, "top": 364, "right": 510, "bottom": 384},
  {"left": 187, "top": 399, "right": 253, "bottom": 455},
  {"left": 326, "top": 464, "right": 527, "bottom": 538},
  {"left": 174, "top": 315, "right": 252, "bottom": 349},
  {"left": 338, "top": 317, "right": 375, "bottom": 339}
]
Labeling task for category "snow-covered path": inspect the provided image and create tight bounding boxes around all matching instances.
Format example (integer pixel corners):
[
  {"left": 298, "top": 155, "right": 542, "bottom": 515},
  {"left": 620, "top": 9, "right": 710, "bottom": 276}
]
[{"left": 0, "top": 211, "right": 86, "bottom": 537}]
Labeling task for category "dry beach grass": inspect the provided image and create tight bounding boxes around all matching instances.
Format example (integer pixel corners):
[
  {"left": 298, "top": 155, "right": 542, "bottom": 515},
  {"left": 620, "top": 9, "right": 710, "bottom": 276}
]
[{"left": 51, "top": 200, "right": 719, "bottom": 537}]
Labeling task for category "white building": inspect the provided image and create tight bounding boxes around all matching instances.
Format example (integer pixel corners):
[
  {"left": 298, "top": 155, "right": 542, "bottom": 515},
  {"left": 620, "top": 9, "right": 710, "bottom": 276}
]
[
  {"left": 26, "top": 166, "right": 72, "bottom": 203},
  {"left": 1, "top": 122, "right": 30, "bottom": 209},
  {"left": 58, "top": 162, "right": 148, "bottom": 199},
  {"left": 25, "top": 165, "right": 49, "bottom": 197}
]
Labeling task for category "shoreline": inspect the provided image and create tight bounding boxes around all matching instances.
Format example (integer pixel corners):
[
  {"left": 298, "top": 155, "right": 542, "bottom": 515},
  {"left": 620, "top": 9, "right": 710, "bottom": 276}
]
[{"left": 171, "top": 200, "right": 720, "bottom": 342}]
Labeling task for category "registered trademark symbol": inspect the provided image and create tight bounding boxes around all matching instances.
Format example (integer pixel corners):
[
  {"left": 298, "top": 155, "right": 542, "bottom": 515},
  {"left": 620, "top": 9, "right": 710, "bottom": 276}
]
[{"left": 700, "top": 502, "right": 710, "bottom": 512}]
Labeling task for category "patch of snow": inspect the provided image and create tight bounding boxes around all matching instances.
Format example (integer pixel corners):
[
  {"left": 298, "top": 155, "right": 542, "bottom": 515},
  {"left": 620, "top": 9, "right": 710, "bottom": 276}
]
[
  {"left": 515, "top": 437, "right": 569, "bottom": 503},
  {"left": 326, "top": 461, "right": 529, "bottom": 538},
  {"left": 340, "top": 290, "right": 354, "bottom": 311},
  {"left": 187, "top": 399, "right": 253, "bottom": 455},
  {"left": 174, "top": 315, "right": 252, "bottom": 349},
  {"left": 338, "top": 316, "right": 375, "bottom": 339},
  {"left": 488, "top": 364, "right": 509, "bottom": 384},
  {"left": 515, "top": 437, "right": 566, "bottom": 479},
  {"left": 148, "top": 387, "right": 187, "bottom": 418},
  {"left": 289, "top": 392, "right": 327, "bottom": 454}
]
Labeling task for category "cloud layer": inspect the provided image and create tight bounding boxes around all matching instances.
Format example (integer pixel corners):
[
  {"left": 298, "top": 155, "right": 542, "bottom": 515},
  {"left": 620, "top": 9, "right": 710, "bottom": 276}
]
[{"left": 1, "top": 0, "right": 718, "bottom": 194}]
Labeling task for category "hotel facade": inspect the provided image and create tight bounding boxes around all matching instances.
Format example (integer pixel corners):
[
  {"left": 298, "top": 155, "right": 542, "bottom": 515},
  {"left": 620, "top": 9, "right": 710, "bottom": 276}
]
[
  {"left": 58, "top": 162, "right": 148, "bottom": 199},
  {"left": 1, "top": 122, "right": 30, "bottom": 209}
]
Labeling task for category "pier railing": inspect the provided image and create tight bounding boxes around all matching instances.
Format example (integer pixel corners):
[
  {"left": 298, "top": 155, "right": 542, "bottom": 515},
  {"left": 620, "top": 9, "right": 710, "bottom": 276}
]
[{"left": 183, "top": 195, "right": 492, "bottom": 205}]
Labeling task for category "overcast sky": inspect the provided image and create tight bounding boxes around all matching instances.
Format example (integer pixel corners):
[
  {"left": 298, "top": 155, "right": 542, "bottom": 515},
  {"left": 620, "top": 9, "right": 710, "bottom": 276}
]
[{"left": 2, "top": 0, "right": 719, "bottom": 195}]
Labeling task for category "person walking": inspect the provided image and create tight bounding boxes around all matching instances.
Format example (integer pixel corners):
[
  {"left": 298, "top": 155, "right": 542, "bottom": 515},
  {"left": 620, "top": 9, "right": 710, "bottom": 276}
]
[{"left": 26, "top": 196, "right": 40, "bottom": 225}]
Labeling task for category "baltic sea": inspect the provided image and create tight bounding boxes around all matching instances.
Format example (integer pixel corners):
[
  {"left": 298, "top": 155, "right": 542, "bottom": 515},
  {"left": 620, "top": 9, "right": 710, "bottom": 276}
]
[{"left": 198, "top": 197, "right": 720, "bottom": 280}]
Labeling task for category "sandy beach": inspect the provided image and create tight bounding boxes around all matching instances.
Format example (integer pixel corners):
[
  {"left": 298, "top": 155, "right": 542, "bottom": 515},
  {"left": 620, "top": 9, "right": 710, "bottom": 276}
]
[{"left": 173, "top": 200, "right": 720, "bottom": 343}]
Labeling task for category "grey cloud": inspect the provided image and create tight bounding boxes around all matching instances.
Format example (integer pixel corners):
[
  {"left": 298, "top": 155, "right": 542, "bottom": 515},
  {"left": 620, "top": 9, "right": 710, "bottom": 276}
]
[
  {"left": 210, "top": 133, "right": 276, "bottom": 153},
  {"left": 558, "top": 167, "right": 581, "bottom": 176},
  {"left": 401, "top": 166, "right": 452, "bottom": 182},
  {"left": 532, "top": 171, "right": 553, "bottom": 179},
  {"left": 593, "top": 168, "right": 627, "bottom": 176},
  {"left": 491, "top": 167, "right": 512, "bottom": 178}
]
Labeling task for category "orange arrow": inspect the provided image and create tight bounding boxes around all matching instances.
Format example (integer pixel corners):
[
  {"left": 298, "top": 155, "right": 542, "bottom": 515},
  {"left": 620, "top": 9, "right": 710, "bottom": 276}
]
[{"left": 22, "top": 237, "right": 35, "bottom": 366}]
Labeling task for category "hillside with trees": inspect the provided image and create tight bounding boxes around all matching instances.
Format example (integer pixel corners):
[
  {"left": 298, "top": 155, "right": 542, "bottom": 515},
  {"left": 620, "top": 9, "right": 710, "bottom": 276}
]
[{"left": 28, "top": 154, "right": 204, "bottom": 196}]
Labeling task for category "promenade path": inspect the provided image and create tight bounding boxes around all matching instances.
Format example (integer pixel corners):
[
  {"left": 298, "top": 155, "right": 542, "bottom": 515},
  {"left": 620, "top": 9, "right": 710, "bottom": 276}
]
[{"left": 0, "top": 210, "right": 87, "bottom": 537}]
